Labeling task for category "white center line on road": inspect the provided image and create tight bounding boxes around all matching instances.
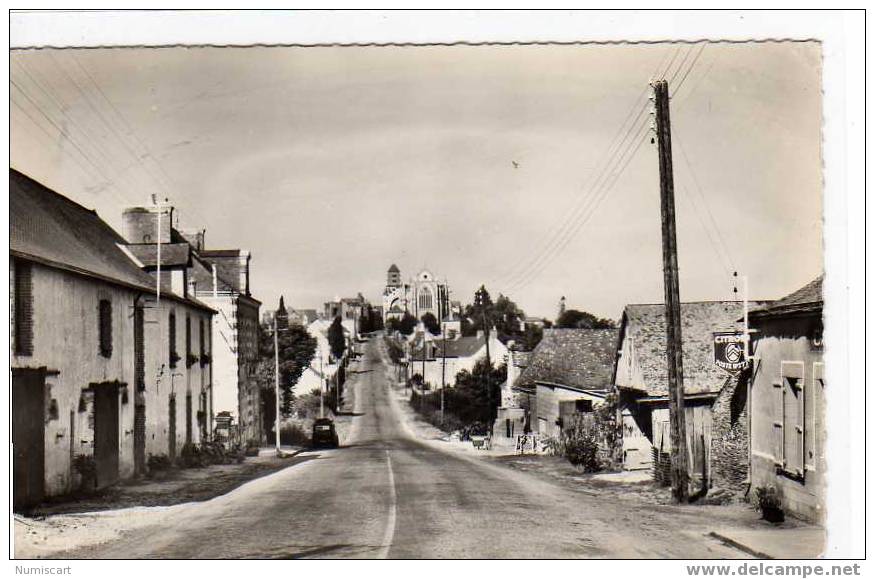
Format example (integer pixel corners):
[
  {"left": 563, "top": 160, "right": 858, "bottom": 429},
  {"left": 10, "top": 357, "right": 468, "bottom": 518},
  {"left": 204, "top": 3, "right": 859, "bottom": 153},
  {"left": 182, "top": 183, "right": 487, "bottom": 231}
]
[{"left": 378, "top": 449, "right": 398, "bottom": 559}]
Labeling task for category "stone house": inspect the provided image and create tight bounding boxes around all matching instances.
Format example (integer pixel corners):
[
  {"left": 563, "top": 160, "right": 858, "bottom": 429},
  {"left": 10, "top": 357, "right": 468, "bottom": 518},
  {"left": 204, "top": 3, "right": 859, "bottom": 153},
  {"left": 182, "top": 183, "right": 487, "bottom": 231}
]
[
  {"left": 748, "top": 276, "right": 824, "bottom": 522},
  {"left": 11, "top": 170, "right": 215, "bottom": 510},
  {"left": 515, "top": 328, "right": 618, "bottom": 440},
  {"left": 123, "top": 207, "right": 262, "bottom": 445},
  {"left": 612, "top": 301, "right": 769, "bottom": 491}
]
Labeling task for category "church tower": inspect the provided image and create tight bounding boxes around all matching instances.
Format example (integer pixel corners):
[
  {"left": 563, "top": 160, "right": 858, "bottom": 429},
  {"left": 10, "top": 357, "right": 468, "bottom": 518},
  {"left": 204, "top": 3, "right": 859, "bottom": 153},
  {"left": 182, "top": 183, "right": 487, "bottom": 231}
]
[{"left": 387, "top": 264, "right": 401, "bottom": 287}]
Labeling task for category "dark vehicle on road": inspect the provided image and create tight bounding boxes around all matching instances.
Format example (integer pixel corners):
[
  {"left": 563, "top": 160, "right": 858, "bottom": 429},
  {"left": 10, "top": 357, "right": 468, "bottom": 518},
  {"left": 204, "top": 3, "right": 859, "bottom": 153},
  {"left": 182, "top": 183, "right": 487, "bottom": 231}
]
[{"left": 311, "top": 418, "right": 339, "bottom": 449}]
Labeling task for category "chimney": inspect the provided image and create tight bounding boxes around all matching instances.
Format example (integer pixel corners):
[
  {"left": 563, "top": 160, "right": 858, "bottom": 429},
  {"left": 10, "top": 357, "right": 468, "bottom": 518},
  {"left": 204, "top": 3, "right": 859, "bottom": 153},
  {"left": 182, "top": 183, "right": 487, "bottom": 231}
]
[
  {"left": 122, "top": 206, "right": 173, "bottom": 244},
  {"left": 179, "top": 229, "right": 205, "bottom": 251}
]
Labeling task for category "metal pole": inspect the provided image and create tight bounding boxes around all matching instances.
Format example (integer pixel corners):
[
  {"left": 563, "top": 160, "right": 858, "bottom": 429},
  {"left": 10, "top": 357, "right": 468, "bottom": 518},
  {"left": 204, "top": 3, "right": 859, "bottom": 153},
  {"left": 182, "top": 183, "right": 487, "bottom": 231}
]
[
  {"left": 654, "top": 79, "right": 690, "bottom": 502},
  {"left": 319, "top": 345, "right": 325, "bottom": 419},
  {"left": 274, "top": 316, "right": 281, "bottom": 455},
  {"left": 155, "top": 197, "right": 162, "bottom": 305},
  {"left": 441, "top": 329, "right": 446, "bottom": 425}
]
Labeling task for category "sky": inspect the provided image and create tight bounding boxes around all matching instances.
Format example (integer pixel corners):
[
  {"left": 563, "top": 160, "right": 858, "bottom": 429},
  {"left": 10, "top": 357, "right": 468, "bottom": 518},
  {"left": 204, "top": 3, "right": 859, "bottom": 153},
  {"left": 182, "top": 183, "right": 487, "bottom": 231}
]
[{"left": 10, "top": 41, "right": 823, "bottom": 320}]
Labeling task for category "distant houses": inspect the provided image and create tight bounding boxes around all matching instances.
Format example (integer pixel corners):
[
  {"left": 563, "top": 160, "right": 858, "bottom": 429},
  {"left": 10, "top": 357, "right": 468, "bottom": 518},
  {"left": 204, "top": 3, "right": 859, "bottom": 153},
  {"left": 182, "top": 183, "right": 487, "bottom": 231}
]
[{"left": 10, "top": 169, "right": 262, "bottom": 510}]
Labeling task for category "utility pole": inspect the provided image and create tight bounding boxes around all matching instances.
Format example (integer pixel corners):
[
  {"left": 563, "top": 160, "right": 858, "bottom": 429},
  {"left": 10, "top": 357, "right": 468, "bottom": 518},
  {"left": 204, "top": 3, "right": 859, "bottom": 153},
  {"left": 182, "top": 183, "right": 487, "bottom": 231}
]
[
  {"left": 653, "top": 79, "right": 690, "bottom": 502},
  {"left": 476, "top": 287, "right": 493, "bottom": 435},
  {"left": 151, "top": 195, "right": 169, "bottom": 305},
  {"left": 441, "top": 324, "right": 447, "bottom": 426},
  {"left": 273, "top": 315, "right": 281, "bottom": 455},
  {"left": 421, "top": 332, "right": 426, "bottom": 411}
]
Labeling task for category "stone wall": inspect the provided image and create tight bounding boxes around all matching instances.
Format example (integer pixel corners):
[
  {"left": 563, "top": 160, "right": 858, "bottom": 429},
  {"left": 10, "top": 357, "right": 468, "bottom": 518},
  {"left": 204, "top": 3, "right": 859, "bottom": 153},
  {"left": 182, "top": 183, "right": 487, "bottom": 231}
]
[{"left": 709, "top": 372, "right": 750, "bottom": 493}]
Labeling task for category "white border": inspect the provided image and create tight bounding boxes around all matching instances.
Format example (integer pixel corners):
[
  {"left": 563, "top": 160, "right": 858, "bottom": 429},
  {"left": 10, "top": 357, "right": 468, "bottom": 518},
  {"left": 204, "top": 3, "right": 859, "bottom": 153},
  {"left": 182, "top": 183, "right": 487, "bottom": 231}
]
[{"left": 3, "top": 6, "right": 866, "bottom": 567}]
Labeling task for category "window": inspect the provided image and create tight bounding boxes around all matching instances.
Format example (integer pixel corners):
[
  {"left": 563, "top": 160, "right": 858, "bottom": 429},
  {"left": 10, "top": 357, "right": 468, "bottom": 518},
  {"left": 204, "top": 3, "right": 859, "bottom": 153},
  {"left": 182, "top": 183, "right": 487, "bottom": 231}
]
[
  {"left": 169, "top": 311, "right": 178, "bottom": 368},
  {"left": 575, "top": 399, "right": 593, "bottom": 413},
  {"left": 199, "top": 318, "right": 207, "bottom": 365},
  {"left": 98, "top": 299, "right": 113, "bottom": 357},
  {"left": 185, "top": 315, "right": 192, "bottom": 367},
  {"left": 419, "top": 286, "right": 433, "bottom": 309},
  {"left": 13, "top": 260, "right": 34, "bottom": 356},
  {"left": 777, "top": 362, "right": 805, "bottom": 480}
]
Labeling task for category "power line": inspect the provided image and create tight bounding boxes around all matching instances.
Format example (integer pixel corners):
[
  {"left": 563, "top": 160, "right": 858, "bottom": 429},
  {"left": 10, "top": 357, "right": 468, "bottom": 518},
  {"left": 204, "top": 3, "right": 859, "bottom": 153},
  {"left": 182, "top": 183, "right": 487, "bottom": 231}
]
[
  {"left": 674, "top": 129, "right": 737, "bottom": 273},
  {"left": 498, "top": 45, "right": 695, "bottom": 294},
  {"left": 505, "top": 121, "right": 650, "bottom": 294},
  {"left": 492, "top": 48, "right": 680, "bottom": 290},
  {"left": 68, "top": 53, "right": 215, "bottom": 232},
  {"left": 12, "top": 59, "right": 145, "bottom": 200}
]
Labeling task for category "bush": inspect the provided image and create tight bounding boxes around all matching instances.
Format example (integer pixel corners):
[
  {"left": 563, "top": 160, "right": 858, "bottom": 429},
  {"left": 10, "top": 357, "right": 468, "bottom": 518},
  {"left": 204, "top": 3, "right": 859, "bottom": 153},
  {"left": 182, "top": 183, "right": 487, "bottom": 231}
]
[
  {"left": 564, "top": 430, "right": 602, "bottom": 472},
  {"left": 73, "top": 454, "right": 97, "bottom": 491},
  {"left": 178, "top": 442, "right": 209, "bottom": 468},
  {"left": 559, "top": 415, "right": 608, "bottom": 472},
  {"left": 147, "top": 453, "right": 173, "bottom": 474},
  {"left": 755, "top": 485, "right": 785, "bottom": 523},
  {"left": 280, "top": 422, "right": 311, "bottom": 446}
]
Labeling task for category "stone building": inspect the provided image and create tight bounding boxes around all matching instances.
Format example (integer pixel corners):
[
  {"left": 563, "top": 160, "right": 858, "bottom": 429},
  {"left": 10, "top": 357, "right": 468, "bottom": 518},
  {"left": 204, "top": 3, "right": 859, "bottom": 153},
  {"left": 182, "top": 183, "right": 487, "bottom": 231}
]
[
  {"left": 515, "top": 328, "right": 618, "bottom": 439},
  {"left": 612, "top": 300, "right": 770, "bottom": 491},
  {"left": 382, "top": 264, "right": 450, "bottom": 323},
  {"left": 122, "top": 205, "right": 262, "bottom": 445},
  {"left": 748, "top": 276, "right": 824, "bottom": 522},
  {"left": 11, "top": 170, "right": 215, "bottom": 510}
]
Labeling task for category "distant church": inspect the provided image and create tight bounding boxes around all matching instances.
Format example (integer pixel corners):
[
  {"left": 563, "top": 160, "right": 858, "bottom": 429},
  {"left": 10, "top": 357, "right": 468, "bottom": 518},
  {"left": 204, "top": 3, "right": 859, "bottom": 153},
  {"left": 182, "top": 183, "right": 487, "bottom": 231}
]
[{"left": 382, "top": 264, "right": 451, "bottom": 323}]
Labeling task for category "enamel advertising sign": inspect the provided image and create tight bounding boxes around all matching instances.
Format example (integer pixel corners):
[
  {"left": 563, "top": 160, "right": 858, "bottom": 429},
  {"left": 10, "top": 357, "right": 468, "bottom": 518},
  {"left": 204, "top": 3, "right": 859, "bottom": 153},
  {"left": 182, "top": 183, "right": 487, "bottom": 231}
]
[{"left": 713, "top": 332, "right": 747, "bottom": 373}]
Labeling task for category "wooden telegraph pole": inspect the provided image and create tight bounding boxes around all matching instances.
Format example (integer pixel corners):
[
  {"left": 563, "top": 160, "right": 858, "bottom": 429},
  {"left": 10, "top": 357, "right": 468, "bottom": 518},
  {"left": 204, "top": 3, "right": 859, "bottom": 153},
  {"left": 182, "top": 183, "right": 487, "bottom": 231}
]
[{"left": 653, "top": 79, "right": 691, "bottom": 502}]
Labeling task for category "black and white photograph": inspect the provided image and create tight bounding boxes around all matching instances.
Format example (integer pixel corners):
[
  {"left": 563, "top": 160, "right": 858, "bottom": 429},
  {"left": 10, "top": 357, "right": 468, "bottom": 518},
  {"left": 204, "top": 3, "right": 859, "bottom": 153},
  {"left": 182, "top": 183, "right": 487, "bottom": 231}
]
[{"left": 6, "top": 8, "right": 866, "bottom": 567}]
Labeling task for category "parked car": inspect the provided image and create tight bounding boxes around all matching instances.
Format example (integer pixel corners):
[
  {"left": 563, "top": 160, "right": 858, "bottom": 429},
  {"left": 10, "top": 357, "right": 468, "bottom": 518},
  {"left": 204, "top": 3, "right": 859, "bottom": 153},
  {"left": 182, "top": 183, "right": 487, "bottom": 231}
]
[{"left": 311, "top": 418, "right": 339, "bottom": 449}]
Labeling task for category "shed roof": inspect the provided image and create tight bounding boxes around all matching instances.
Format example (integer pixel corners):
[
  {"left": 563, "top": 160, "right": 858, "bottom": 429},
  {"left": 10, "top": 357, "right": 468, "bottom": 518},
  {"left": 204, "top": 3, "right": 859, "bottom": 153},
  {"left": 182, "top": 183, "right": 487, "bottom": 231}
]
[
  {"left": 617, "top": 301, "right": 770, "bottom": 397},
  {"left": 750, "top": 275, "right": 823, "bottom": 319},
  {"left": 517, "top": 328, "right": 618, "bottom": 391},
  {"left": 125, "top": 243, "right": 191, "bottom": 267},
  {"left": 10, "top": 169, "right": 213, "bottom": 312}
]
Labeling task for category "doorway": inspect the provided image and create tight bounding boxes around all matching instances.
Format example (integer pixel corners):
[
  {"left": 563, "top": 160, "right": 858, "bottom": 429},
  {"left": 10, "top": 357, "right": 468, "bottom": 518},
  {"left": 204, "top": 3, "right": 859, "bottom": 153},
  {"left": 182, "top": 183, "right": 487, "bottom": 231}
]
[
  {"left": 168, "top": 394, "right": 177, "bottom": 460},
  {"left": 12, "top": 368, "right": 46, "bottom": 511},
  {"left": 93, "top": 382, "right": 121, "bottom": 488}
]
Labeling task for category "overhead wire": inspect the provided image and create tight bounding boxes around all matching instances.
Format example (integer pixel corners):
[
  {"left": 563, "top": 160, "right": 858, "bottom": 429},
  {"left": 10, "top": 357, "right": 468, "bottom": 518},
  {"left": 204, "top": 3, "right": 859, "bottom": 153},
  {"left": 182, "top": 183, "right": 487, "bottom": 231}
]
[
  {"left": 500, "top": 44, "right": 698, "bottom": 294},
  {"left": 494, "top": 46, "right": 680, "bottom": 291}
]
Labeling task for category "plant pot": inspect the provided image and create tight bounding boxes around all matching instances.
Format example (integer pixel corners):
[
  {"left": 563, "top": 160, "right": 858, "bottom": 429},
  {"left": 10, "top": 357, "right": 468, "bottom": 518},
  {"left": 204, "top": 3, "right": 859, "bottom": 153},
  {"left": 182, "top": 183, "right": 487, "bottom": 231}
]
[{"left": 762, "top": 506, "right": 785, "bottom": 524}]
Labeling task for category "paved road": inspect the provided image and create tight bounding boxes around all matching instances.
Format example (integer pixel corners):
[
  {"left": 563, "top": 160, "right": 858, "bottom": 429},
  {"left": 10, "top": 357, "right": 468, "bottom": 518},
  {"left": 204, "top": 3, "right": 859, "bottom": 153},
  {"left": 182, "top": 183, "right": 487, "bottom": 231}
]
[{"left": 69, "top": 337, "right": 744, "bottom": 559}]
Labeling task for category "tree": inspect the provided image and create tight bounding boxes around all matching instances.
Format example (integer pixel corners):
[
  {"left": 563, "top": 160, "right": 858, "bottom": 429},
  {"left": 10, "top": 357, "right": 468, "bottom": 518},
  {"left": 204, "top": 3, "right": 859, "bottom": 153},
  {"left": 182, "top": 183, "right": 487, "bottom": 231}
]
[
  {"left": 555, "top": 309, "right": 615, "bottom": 330},
  {"left": 461, "top": 286, "right": 538, "bottom": 347},
  {"left": 421, "top": 312, "right": 441, "bottom": 336},
  {"left": 328, "top": 315, "right": 346, "bottom": 360},
  {"left": 397, "top": 311, "right": 417, "bottom": 336},
  {"left": 256, "top": 322, "right": 317, "bottom": 435},
  {"left": 449, "top": 359, "right": 507, "bottom": 428}
]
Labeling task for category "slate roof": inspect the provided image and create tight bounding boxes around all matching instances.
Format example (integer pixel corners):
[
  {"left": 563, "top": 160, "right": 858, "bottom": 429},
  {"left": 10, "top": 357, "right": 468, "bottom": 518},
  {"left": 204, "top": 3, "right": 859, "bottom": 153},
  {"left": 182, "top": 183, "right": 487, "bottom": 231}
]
[
  {"left": 410, "top": 335, "right": 488, "bottom": 361},
  {"left": 9, "top": 169, "right": 213, "bottom": 312},
  {"left": 388, "top": 264, "right": 400, "bottom": 273},
  {"left": 517, "top": 328, "right": 619, "bottom": 392},
  {"left": 125, "top": 243, "right": 191, "bottom": 267},
  {"left": 750, "top": 276, "right": 823, "bottom": 319},
  {"left": 616, "top": 301, "right": 771, "bottom": 397}
]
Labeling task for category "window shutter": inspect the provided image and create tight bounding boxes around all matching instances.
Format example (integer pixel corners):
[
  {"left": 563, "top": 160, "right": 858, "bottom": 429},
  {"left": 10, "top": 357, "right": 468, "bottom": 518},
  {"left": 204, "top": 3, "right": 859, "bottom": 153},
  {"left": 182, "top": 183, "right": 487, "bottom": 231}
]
[
  {"left": 169, "top": 311, "right": 177, "bottom": 367},
  {"left": 98, "top": 299, "right": 113, "bottom": 357},
  {"left": 13, "top": 261, "right": 34, "bottom": 356},
  {"left": 185, "top": 315, "right": 192, "bottom": 366}
]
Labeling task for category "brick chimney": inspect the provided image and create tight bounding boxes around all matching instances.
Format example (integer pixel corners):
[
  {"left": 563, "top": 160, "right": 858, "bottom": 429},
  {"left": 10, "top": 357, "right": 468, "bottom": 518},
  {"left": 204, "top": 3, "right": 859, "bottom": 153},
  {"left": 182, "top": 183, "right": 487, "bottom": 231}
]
[
  {"left": 178, "top": 229, "right": 206, "bottom": 251},
  {"left": 122, "top": 206, "right": 173, "bottom": 244}
]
